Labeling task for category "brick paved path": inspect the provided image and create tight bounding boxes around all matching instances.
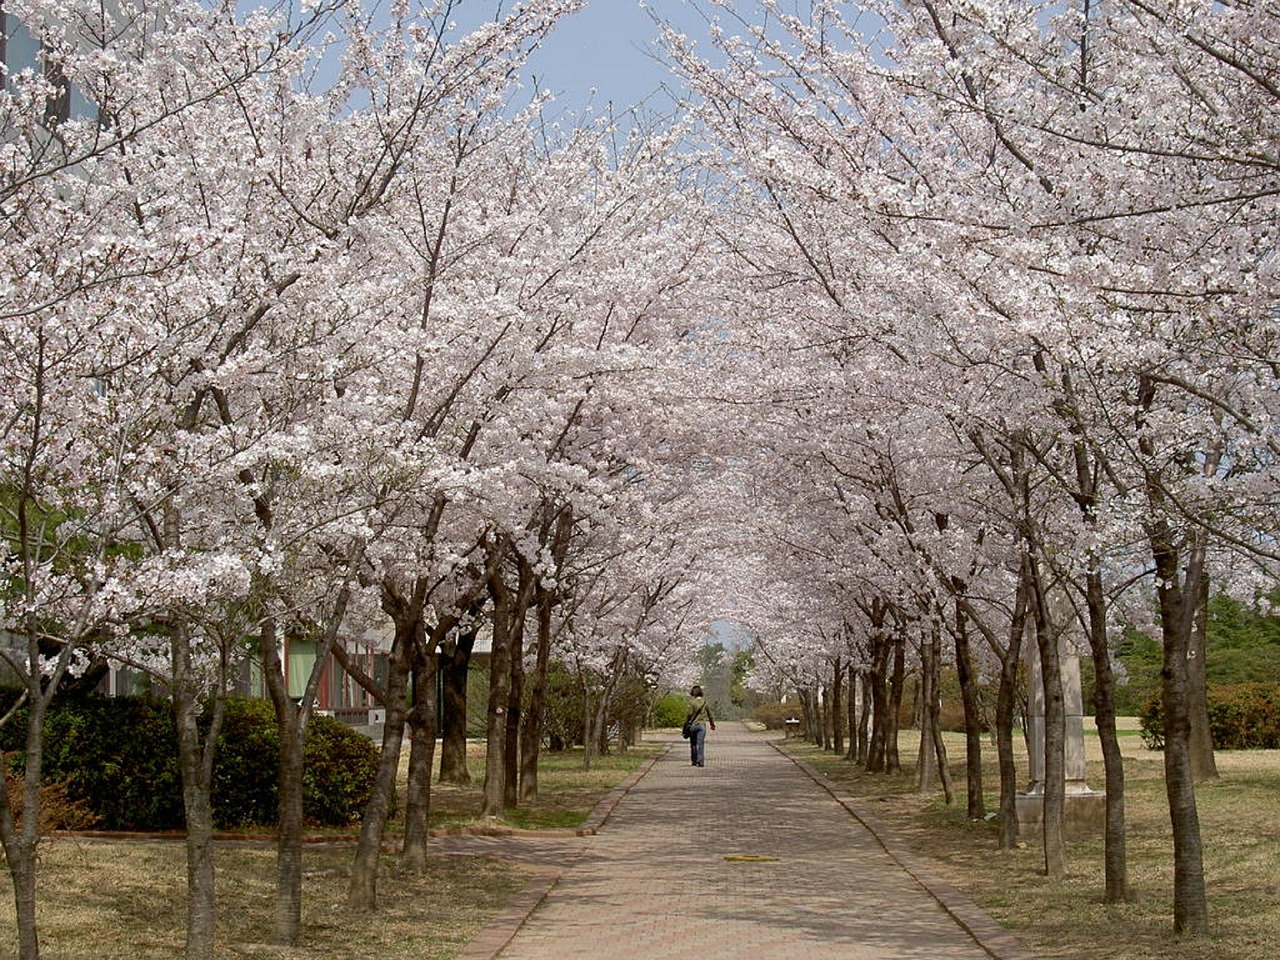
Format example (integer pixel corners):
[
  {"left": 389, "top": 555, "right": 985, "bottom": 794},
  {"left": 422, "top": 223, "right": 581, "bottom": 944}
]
[{"left": 466, "top": 723, "right": 1033, "bottom": 960}]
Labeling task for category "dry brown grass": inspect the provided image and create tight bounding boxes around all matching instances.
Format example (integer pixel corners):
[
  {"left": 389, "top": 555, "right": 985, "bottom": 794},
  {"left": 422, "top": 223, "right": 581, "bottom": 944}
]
[
  {"left": 16, "top": 839, "right": 525, "bottom": 960},
  {"left": 1, "top": 742, "right": 656, "bottom": 958},
  {"left": 789, "top": 722, "right": 1280, "bottom": 960}
]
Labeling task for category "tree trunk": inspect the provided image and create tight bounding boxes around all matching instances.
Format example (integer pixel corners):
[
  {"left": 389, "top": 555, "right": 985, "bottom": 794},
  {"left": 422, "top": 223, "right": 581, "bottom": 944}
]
[
  {"left": 845, "top": 662, "right": 858, "bottom": 761},
  {"left": 1187, "top": 559, "right": 1217, "bottom": 782},
  {"left": 503, "top": 558, "right": 536, "bottom": 809},
  {"left": 831, "top": 657, "right": 844, "bottom": 757},
  {"left": 438, "top": 628, "right": 477, "bottom": 784},
  {"left": 0, "top": 688, "right": 47, "bottom": 960},
  {"left": 170, "top": 621, "right": 225, "bottom": 960},
  {"left": 482, "top": 556, "right": 515, "bottom": 816},
  {"left": 175, "top": 704, "right": 218, "bottom": 960},
  {"left": 1140, "top": 376, "right": 1209, "bottom": 934},
  {"left": 401, "top": 644, "right": 439, "bottom": 874},
  {"left": 924, "top": 626, "right": 955, "bottom": 804},
  {"left": 886, "top": 635, "right": 905, "bottom": 774},
  {"left": 953, "top": 601, "right": 985, "bottom": 819},
  {"left": 520, "top": 585, "right": 556, "bottom": 803},
  {"left": 916, "top": 638, "right": 937, "bottom": 793},
  {"left": 1030, "top": 560, "right": 1068, "bottom": 880},
  {"left": 259, "top": 617, "right": 306, "bottom": 946},
  {"left": 987, "top": 562, "right": 1030, "bottom": 852},
  {"left": 798, "top": 687, "right": 819, "bottom": 748},
  {"left": 857, "top": 670, "right": 872, "bottom": 765},
  {"left": 1086, "top": 567, "right": 1130, "bottom": 902},
  {"left": 1152, "top": 524, "right": 1210, "bottom": 934},
  {"left": 866, "top": 635, "right": 891, "bottom": 772},
  {"left": 348, "top": 613, "right": 415, "bottom": 911}
]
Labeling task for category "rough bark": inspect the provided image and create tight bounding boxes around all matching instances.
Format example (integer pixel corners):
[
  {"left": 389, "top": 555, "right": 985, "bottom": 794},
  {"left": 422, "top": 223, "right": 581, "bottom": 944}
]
[
  {"left": 1086, "top": 567, "right": 1131, "bottom": 902},
  {"left": 519, "top": 583, "right": 556, "bottom": 802},
  {"left": 0, "top": 690, "right": 45, "bottom": 960},
  {"left": 831, "top": 657, "right": 844, "bottom": 756},
  {"left": 400, "top": 641, "right": 439, "bottom": 874},
  {"left": 258, "top": 616, "right": 306, "bottom": 945},
  {"left": 482, "top": 549, "right": 515, "bottom": 816},
  {"left": 915, "top": 638, "right": 938, "bottom": 793},
  {"left": 438, "top": 628, "right": 477, "bottom": 784},
  {"left": 1030, "top": 561, "right": 1068, "bottom": 880},
  {"left": 1141, "top": 376, "right": 1209, "bottom": 934},
  {"left": 857, "top": 671, "right": 872, "bottom": 765},
  {"left": 170, "top": 621, "right": 225, "bottom": 960},
  {"left": 503, "top": 558, "right": 536, "bottom": 809},
  {"left": 953, "top": 601, "right": 985, "bottom": 819},
  {"left": 845, "top": 662, "right": 859, "bottom": 761},
  {"left": 1187, "top": 561, "right": 1218, "bottom": 782},
  {"left": 1152, "top": 524, "right": 1210, "bottom": 934},
  {"left": 347, "top": 612, "right": 415, "bottom": 910},
  {"left": 885, "top": 635, "right": 905, "bottom": 774}
]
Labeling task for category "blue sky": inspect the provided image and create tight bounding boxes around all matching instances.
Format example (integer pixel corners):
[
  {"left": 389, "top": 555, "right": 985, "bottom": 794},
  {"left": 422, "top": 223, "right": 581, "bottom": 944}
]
[{"left": 499, "top": 0, "right": 715, "bottom": 118}]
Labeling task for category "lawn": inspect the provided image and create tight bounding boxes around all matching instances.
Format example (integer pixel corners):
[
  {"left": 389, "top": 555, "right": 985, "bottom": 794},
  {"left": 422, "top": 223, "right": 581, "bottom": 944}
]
[
  {"left": 0, "top": 741, "right": 658, "bottom": 959},
  {"left": 785, "top": 723, "right": 1280, "bottom": 960}
]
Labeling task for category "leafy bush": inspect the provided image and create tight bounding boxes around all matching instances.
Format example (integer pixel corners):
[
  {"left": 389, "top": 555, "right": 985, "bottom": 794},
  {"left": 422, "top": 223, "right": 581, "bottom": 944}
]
[
  {"left": 1139, "top": 682, "right": 1280, "bottom": 750},
  {"left": 301, "top": 710, "right": 382, "bottom": 826},
  {"left": 2, "top": 694, "right": 378, "bottom": 829},
  {"left": 651, "top": 692, "right": 687, "bottom": 728},
  {"left": 751, "top": 701, "right": 798, "bottom": 731}
]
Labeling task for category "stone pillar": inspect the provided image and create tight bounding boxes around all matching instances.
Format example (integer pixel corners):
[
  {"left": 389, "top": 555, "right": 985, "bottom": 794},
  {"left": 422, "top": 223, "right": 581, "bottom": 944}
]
[{"left": 1016, "top": 620, "right": 1106, "bottom": 839}]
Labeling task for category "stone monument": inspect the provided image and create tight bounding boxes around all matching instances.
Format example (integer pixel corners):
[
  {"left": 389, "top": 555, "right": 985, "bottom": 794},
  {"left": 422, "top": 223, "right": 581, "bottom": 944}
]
[{"left": 1016, "top": 627, "right": 1107, "bottom": 839}]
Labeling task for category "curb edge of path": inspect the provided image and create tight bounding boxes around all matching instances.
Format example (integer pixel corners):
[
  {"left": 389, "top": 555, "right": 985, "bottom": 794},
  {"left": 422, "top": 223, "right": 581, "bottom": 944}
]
[
  {"left": 774, "top": 743, "right": 1039, "bottom": 960},
  {"left": 455, "top": 743, "right": 671, "bottom": 960}
]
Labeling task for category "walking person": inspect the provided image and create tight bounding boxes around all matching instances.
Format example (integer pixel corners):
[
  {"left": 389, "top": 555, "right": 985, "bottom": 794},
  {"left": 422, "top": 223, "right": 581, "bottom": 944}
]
[{"left": 685, "top": 685, "right": 716, "bottom": 766}]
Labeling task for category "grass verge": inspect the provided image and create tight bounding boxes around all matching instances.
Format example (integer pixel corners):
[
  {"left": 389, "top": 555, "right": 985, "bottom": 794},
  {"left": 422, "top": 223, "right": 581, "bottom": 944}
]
[
  {"left": 1, "top": 741, "right": 658, "bottom": 958},
  {"left": 784, "top": 728, "right": 1280, "bottom": 960}
]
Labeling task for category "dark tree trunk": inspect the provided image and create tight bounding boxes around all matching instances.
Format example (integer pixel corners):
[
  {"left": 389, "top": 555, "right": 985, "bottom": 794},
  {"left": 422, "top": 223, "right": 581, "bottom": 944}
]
[
  {"left": 1140, "top": 377, "right": 1209, "bottom": 934},
  {"left": 1082, "top": 567, "right": 1130, "bottom": 901},
  {"left": 503, "top": 558, "right": 536, "bottom": 809},
  {"left": 0, "top": 687, "right": 47, "bottom": 960},
  {"left": 866, "top": 643, "right": 890, "bottom": 772},
  {"left": 1030, "top": 562, "right": 1068, "bottom": 880},
  {"left": 799, "top": 687, "right": 819, "bottom": 747},
  {"left": 857, "top": 670, "right": 872, "bottom": 765},
  {"left": 438, "top": 628, "right": 477, "bottom": 784},
  {"left": 953, "top": 601, "right": 985, "bottom": 819},
  {"left": 845, "top": 662, "right": 858, "bottom": 761},
  {"left": 401, "top": 643, "right": 439, "bottom": 874},
  {"left": 916, "top": 638, "right": 937, "bottom": 793},
  {"left": 482, "top": 552, "right": 515, "bottom": 816},
  {"left": 1152, "top": 524, "right": 1210, "bottom": 934},
  {"left": 831, "top": 657, "right": 844, "bottom": 756},
  {"left": 1187, "top": 559, "right": 1217, "bottom": 782},
  {"left": 348, "top": 612, "right": 415, "bottom": 911},
  {"left": 923, "top": 626, "right": 955, "bottom": 804},
  {"left": 985, "top": 560, "right": 1030, "bottom": 852},
  {"left": 259, "top": 616, "right": 307, "bottom": 946},
  {"left": 170, "top": 621, "right": 225, "bottom": 960},
  {"left": 520, "top": 584, "right": 556, "bottom": 803},
  {"left": 886, "top": 635, "right": 905, "bottom": 774}
]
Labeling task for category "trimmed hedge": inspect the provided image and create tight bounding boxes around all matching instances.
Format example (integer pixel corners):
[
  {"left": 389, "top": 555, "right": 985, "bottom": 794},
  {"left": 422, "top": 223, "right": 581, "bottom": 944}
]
[
  {"left": 1139, "top": 682, "right": 1280, "bottom": 750},
  {"left": 2, "top": 694, "right": 378, "bottom": 830}
]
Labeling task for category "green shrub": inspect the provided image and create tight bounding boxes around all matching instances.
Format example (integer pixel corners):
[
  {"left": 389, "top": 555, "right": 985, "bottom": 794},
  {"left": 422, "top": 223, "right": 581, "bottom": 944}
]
[
  {"left": 3, "top": 694, "right": 378, "bottom": 830},
  {"left": 301, "top": 711, "right": 381, "bottom": 826},
  {"left": 651, "top": 693, "right": 687, "bottom": 728},
  {"left": 1139, "top": 682, "right": 1280, "bottom": 750},
  {"left": 751, "top": 701, "right": 798, "bottom": 731}
]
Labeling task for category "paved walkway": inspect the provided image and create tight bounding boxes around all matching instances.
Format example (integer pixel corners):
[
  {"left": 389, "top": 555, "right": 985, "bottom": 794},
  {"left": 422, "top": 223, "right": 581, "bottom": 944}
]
[{"left": 456, "top": 723, "right": 1036, "bottom": 960}]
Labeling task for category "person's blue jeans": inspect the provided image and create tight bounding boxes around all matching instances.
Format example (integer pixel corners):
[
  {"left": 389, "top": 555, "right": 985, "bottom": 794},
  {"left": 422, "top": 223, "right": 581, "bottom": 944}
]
[{"left": 690, "top": 723, "right": 707, "bottom": 766}]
